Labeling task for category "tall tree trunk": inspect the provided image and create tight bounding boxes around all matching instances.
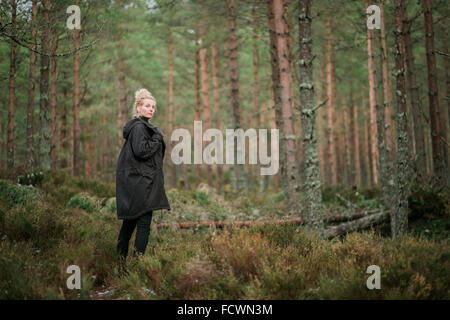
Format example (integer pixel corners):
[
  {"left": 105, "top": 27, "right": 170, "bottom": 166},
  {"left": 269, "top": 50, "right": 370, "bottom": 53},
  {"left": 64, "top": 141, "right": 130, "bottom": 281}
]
[
  {"left": 325, "top": 18, "right": 336, "bottom": 186},
  {"left": 392, "top": 0, "right": 409, "bottom": 238},
  {"left": 343, "top": 100, "right": 351, "bottom": 186},
  {"left": 403, "top": 11, "right": 427, "bottom": 184},
  {"left": 299, "top": 0, "right": 323, "bottom": 231},
  {"left": 422, "top": 0, "right": 446, "bottom": 187},
  {"left": 7, "top": 0, "right": 17, "bottom": 170},
  {"left": 379, "top": 0, "right": 397, "bottom": 164},
  {"left": 117, "top": 37, "right": 127, "bottom": 145},
  {"left": 371, "top": 2, "right": 388, "bottom": 206},
  {"left": 366, "top": 0, "right": 379, "bottom": 185},
  {"left": 39, "top": 0, "right": 51, "bottom": 170},
  {"left": 195, "top": 31, "right": 202, "bottom": 187},
  {"left": 268, "top": 0, "right": 287, "bottom": 195},
  {"left": 27, "top": 0, "right": 38, "bottom": 170},
  {"left": 251, "top": 10, "right": 262, "bottom": 194},
  {"left": 168, "top": 29, "right": 177, "bottom": 188},
  {"left": 227, "top": 0, "right": 246, "bottom": 191},
  {"left": 50, "top": 32, "right": 58, "bottom": 169},
  {"left": 60, "top": 71, "right": 69, "bottom": 169},
  {"left": 211, "top": 33, "right": 223, "bottom": 194},
  {"left": 364, "top": 110, "right": 372, "bottom": 186},
  {"left": 351, "top": 93, "right": 362, "bottom": 188},
  {"left": 199, "top": 23, "right": 213, "bottom": 187},
  {"left": 273, "top": 0, "right": 301, "bottom": 215},
  {"left": 73, "top": 0, "right": 80, "bottom": 176}
]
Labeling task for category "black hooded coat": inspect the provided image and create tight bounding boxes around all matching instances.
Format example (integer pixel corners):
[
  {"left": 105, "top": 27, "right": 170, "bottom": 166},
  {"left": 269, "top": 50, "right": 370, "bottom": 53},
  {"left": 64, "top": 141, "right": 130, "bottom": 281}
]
[{"left": 116, "top": 116, "right": 171, "bottom": 220}]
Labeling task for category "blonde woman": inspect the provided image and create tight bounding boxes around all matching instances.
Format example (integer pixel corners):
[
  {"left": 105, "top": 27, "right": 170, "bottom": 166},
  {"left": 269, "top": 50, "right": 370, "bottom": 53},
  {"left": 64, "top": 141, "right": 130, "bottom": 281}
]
[{"left": 115, "top": 89, "right": 170, "bottom": 266}]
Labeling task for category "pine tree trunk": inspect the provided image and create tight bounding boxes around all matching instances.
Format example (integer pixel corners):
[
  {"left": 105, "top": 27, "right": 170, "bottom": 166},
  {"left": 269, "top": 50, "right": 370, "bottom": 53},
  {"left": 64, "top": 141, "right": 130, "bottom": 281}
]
[
  {"left": 7, "top": 0, "right": 17, "bottom": 170},
  {"left": 392, "top": 0, "right": 409, "bottom": 238},
  {"left": 366, "top": 0, "right": 379, "bottom": 185},
  {"left": 199, "top": 23, "right": 213, "bottom": 187},
  {"left": 50, "top": 32, "right": 58, "bottom": 169},
  {"left": 39, "top": 0, "right": 51, "bottom": 170},
  {"left": 379, "top": 0, "right": 397, "bottom": 165},
  {"left": 27, "top": 0, "right": 38, "bottom": 170},
  {"left": 211, "top": 34, "right": 223, "bottom": 194},
  {"left": 227, "top": 0, "right": 246, "bottom": 191},
  {"left": 422, "top": 0, "right": 446, "bottom": 187},
  {"left": 168, "top": 29, "right": 177, "bottom": 188},
  {"left": 195, "top": 32, "right": 202, "bottom": 187},
  {"left": 273, "top": 0, "right": 301, "bottom": 215},
  {"left": 351, "top": 93, "right": 362, "bottom": 188},
  {"left": 325, "top": 18, "right": 336, "bottom": 186},
  {"left": 60, "top": 71, "right": 69, "bottom": 169},
  {"left": 268, "top": 0, "right": 287, "bottom": 195},
  {"left": 299, "top": 0, "right": 323, "bottom": 231}
]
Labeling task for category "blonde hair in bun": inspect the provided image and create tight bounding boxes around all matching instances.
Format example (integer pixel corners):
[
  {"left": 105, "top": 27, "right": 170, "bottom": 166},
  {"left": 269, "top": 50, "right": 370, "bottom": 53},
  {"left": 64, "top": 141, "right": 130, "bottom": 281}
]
[{"left": 133, "top": 88, "right": 156, "bottom": 118}]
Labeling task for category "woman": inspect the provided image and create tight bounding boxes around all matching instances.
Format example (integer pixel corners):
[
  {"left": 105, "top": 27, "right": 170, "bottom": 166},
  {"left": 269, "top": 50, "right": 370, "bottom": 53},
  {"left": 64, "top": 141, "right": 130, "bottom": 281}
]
[{"left": 115, "top": 88, "right": 171, "bottom": 263}]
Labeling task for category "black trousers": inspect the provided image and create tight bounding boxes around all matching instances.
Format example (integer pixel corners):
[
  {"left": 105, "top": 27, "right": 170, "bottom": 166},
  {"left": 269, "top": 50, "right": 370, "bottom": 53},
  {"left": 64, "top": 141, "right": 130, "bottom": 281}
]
[{"left": 117, "top": 211, "right": 153, "bottom": 259}]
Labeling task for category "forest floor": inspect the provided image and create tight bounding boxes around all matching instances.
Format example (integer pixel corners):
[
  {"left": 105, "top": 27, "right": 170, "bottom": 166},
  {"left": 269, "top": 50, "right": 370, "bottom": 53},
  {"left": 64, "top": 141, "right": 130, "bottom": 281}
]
[{"left": 0, "top": 168, "right": 449, "bottom": 299}]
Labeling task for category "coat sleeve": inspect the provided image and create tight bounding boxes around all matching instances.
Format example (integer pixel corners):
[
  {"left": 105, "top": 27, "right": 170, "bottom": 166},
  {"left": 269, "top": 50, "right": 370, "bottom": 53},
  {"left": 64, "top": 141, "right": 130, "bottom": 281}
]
[{"left": 129, "top": 124, "right": 162, "bottom": 161}]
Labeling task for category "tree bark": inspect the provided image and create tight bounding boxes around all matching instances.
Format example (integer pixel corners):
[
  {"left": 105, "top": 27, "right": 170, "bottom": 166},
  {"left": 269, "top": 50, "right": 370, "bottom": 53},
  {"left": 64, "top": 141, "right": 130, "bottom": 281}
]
[
  {"left": 73, "top": 0, "right": 80, "bottom": 176},
  {"left": 403, "top": 10, "right": 427, "bottom": 184},
  {"left": 325, "top": 18, "right": 336, "bottom": 186},
  {"left": 227, "top": 0, "right": 246, "bottom": 191},
  {"left": 379, "top": 0, "right": 397, "bottom": 165},
  {"left": 268, "top": 0, "right": 286, "bottom": 195},
  {"left": 392, "top": 0, "right": 409, "bottom": 238},
  {"left": 351, "top": 92, "right": 362, "bottom": 188},
  {"left": 199, "top": 23, "right": 213, "bottom": 187},
  {"left": 273, "top": 0, "right": 301, "bottom": 215},
  {"left": 299, "top": 0, "right": 323, "bottom": 231},
  {"left": 7, "top": 0, "right": 17, "bottom": 170},
  {"left": 422, "top": 0, "right": 446, "bottom": 187},
  {"left": 50, "top": 31, "right": 58, "bottom": 169},
  {"left": 27, "top": 0, "right": 38, "bottom": 170},
  {"left": 195, "top": 31, "right": 202, "bottom": 187},
  {"left": 167, "top": 29, "right": 176, "bottom": 188},
  {"left": 366, "top": 0, "right": 379, "bottom": 185},
  {"left": 39, "top": 0, "right": 51, "bottom": 170},
  {"left": 211, "top": 32, "right": 223, "bottom": 194}
]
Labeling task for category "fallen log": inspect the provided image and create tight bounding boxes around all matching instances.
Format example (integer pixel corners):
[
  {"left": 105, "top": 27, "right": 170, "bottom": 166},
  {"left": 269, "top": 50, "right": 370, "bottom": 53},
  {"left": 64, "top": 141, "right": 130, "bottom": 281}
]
[
  {"left": 154, "top": 209, "right": 381, "bottom": 230},
  {"left": 325, "top": 210, "right": 389, "bottom": 239}
]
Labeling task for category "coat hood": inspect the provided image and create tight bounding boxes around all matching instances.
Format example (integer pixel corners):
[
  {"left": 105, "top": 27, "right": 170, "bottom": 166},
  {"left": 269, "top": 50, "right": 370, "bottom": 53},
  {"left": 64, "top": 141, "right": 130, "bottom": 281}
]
[{"left": 123, "top": 117, "right": 159, "bottom": 140}]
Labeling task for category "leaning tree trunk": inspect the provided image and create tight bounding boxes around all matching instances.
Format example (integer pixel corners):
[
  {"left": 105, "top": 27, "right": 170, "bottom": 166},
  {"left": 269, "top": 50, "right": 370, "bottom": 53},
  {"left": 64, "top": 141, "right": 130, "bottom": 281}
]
[
  {"left": 7, "top": 0, "right": 17, "bottom": 170},
  {"left": 39, "top": 0, "right": 51, "bottom": 170},
  {"left": 392, "top": 0, "right": 409, "bottom": 238},
  {"left": 27, "top": 0, "right": 38, "bottom": 170},
  {"left": 299, "top": 0, "right": 324, "bottom": 232},
  {"left": 422, "top": 0, "right": 446, "bottom": 187}
]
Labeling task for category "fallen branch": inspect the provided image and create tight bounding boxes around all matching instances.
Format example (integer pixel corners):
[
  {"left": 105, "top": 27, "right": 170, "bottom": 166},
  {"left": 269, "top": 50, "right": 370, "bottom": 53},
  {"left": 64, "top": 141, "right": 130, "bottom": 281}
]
[
  {"left": 325, "top": 210, "right": 389, "bottom": 239},
  {"left": 154, "top": 209, "right": 381, "bottom": 230}
]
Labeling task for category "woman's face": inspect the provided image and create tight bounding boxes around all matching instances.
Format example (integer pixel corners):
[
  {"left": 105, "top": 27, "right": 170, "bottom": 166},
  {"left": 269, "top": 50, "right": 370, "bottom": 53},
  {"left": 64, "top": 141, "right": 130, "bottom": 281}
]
[{"left": 138, "top": 98, "right": 156, "bottom": 119}]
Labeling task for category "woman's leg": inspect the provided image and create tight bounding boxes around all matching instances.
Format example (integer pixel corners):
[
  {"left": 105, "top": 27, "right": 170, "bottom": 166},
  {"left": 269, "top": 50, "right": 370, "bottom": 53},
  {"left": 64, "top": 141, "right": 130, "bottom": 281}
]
[
  {"left": 117, "top": 218, "right": 137, "bottom": 259},
  {"left": 133, "top": 211, "right": 153, "bottom": 257}
]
